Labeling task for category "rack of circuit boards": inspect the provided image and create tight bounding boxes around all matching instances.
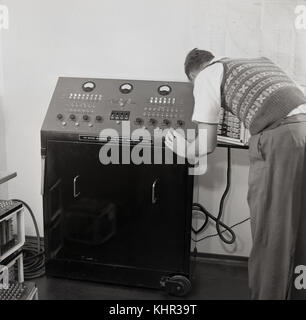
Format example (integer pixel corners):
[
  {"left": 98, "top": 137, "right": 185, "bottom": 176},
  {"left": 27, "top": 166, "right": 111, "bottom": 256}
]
[
  {"left": 217, "top": 109, "right": 250, "bottom": 146},
  {"left": 0, "top": 172, "right": 38, "bottom": 300}
]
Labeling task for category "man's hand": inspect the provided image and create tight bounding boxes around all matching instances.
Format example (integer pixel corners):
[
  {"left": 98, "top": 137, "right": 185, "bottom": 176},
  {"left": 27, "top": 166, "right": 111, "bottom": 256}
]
[
  {"left": 165, "top": 128, "right": 188, "bottom": 158},
  {"left": 165, "top": 123, "right": 217, "bottom": 159}
]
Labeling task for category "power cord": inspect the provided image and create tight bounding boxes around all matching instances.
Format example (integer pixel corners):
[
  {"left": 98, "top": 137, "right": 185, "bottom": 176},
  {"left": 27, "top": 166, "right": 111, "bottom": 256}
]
[
  {"left": 192, "top": 148, "right": 250, "bottom": 244},
  {"left": 194, "top": 217, "right": 250, "bottom": 243},
  {"left": 12, "top": 199, "right": 45, "bottom": 279}
]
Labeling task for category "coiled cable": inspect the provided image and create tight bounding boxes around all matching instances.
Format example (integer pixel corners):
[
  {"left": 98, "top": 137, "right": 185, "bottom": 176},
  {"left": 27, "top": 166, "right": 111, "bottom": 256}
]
[
  {"left": 192, "top": 148, "right": 249, "bottom": 244},
  {"left": 12, "top": 199, "right": 45, "bottom": 279}
]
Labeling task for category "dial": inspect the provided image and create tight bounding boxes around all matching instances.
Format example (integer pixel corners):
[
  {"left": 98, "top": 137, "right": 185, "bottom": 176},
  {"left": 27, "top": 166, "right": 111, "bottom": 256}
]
[
  {"left": 120, "top": 83, "right": 133, "bottom": 94},
  {"left": 177, "top": 120, "right": 185, "bottom": 127},
  {"left": 149, "top": 118, "right": 157, "bottom": 126},
  {"left": 163, "top": 119, "right": 171, "bottom": 126},
  {"left": 135, "top": 118, "right": 144, "bottom": 126},
  {"left": 82, "top": 81, "right": 96, "bottom": 92},
  {"left": 158, "top": 85, "right": 172, "bottom": 96}
]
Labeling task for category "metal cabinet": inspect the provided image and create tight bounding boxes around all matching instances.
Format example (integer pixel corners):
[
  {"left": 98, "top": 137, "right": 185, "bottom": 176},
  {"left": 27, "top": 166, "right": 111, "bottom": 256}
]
[{"left": 43, "top": 140, "right": 193, "bottom": 290}]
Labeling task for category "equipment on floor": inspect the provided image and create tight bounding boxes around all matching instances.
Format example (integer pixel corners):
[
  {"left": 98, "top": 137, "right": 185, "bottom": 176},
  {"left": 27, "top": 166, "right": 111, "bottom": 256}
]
[
  {"left": 0, "top": 252, "right": 38, "bottom": 300},
  {"left": 0, "top": 173, "right": 39, "bottom": 300},
  {"left": 0, "top": 281, "right": 38, "bottom": 300},
  {"left": 41, "top": 77, "right": 196, "bottom": 296},
  {"left": 0, "top": 200, "right": 24, "bottom": 260}
]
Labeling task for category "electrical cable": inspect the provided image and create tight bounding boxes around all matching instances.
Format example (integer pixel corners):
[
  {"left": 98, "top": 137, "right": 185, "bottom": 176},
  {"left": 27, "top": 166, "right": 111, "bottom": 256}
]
[
  {"left": 192, "top": 217, "right": 250, "bottom": 243},
  {"left": 192, "top": 147, "right": 250, "bottom": 244},
  {"left": 12, "top": 199, "right": 45, "bottom": 279}
]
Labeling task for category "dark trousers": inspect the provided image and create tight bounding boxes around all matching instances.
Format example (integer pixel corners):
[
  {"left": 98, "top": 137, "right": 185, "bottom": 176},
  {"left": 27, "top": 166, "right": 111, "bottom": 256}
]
[{"left": 248, "top": 114, "right": 306, "bottom": 300}]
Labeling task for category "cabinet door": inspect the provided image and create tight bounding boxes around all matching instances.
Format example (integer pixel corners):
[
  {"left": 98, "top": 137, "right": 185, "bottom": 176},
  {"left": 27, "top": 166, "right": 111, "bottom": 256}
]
[
  {"left": 44, "top": 141, "right": 192, "bottom": 273},
  {"left": 136, "top": 163, "right": 192, "bottom": 271}
]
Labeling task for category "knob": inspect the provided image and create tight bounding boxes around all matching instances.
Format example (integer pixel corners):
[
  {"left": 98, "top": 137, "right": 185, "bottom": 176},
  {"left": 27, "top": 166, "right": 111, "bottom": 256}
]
[
  {"left": 149, "top": 118, "right": 157, "bottom": 126},
  {"left": 57, "top": 114, "right": 63, "bottom": 120},
  {"left": 177, "top": 120, "right": 185, "bottom": 127},
  {"left": 135, "top": 118, "right": 143, "bottom": 126},
  {"left": 163, "top": 119, "right": 171, "bottom": 126},
  {"left": 96, "top": 115, "right": 103, "bottom": 122},
  {"left": 83, "top": 115, "right": 90, "bottom": 121},
  {"left": 70, "top": 114, "right": 76, "bottom": 121}
]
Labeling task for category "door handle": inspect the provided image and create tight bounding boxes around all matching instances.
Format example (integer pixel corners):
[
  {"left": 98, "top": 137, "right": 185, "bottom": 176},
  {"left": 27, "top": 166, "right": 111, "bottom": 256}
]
[
  {"left": 41, "top": 156, "right": 46, "bottom": 196},
  {"left": 73, "top": 175, "right": 81, "bottom": 198},
  {"left": 152, "top": 179, "right": 158, "bottom": 204}
]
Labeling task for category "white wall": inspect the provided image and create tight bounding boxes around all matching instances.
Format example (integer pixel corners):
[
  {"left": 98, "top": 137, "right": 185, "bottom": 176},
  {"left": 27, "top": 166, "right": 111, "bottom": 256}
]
[
  {"left": 1, "top": 0, "right": 193, "bottom": 233},
  {"left": 1, "top": 0, "right": 255, "bottom": 256},
  {"left": 0, "top": 30, "right": 8, "bottom": 199},
  {"left": 193, "top": 149, "right": 252, "bottom": 257}
]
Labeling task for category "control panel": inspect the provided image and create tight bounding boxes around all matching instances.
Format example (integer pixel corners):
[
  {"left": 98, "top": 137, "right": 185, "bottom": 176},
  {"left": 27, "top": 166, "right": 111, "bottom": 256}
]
[
  {"left": 41, "top": 77, "right": 195, "bottom": 145},
  {"left": 217, "top": 109, "right": 249, "bottom": 145}
]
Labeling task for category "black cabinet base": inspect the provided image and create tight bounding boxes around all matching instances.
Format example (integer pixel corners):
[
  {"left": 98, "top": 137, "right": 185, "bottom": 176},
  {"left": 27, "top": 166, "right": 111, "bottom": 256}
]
[{"left": 45, "top": 259, "right": 191, "bottom": 295}]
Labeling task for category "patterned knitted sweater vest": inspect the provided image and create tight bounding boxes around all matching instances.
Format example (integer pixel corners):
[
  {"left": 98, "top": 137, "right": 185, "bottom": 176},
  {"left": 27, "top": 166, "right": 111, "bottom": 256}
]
[{"left": 217, "top": 57, "right": 306, "bottom": 135}]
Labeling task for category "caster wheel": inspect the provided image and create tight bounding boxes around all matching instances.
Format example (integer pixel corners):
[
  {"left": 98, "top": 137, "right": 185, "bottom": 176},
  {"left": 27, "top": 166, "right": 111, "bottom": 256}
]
[{"left": 161, "top": 275, "right": 192, "bottom": 297}]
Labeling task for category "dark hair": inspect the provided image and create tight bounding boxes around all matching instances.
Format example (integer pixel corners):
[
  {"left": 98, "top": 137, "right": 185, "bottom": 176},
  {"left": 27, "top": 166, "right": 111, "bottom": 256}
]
[{"left": 184, "top": 48, "right": 215, "bottom": 80}]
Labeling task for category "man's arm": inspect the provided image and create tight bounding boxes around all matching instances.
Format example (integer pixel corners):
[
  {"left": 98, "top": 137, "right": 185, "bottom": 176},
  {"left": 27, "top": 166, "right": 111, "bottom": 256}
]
[
  {"left": 187, "top": 122, "right": 217, "bottom": 158},
  {"left": 165, "top": 62, "right": 222, "bottom": 158},
  {"left": 165, "top": 122, "right": 217, "bottom": 160}
]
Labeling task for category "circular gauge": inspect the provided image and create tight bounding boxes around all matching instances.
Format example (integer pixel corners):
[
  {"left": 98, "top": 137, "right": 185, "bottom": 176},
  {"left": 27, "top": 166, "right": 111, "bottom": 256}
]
[
  {"left": 82, "top": 81, "right": 96, "bottom": 92},
  {"left": 158, "top": 85, "right": 172, "bottom": 96},
  {"left": 120, "top": 83, "right": 133, "bottom": 94}
]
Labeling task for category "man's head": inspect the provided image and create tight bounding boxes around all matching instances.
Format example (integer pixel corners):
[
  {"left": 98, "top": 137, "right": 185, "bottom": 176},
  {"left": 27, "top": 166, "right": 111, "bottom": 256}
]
[{"left": 184, "top": 48, "right": 215, "bottom": 82}]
